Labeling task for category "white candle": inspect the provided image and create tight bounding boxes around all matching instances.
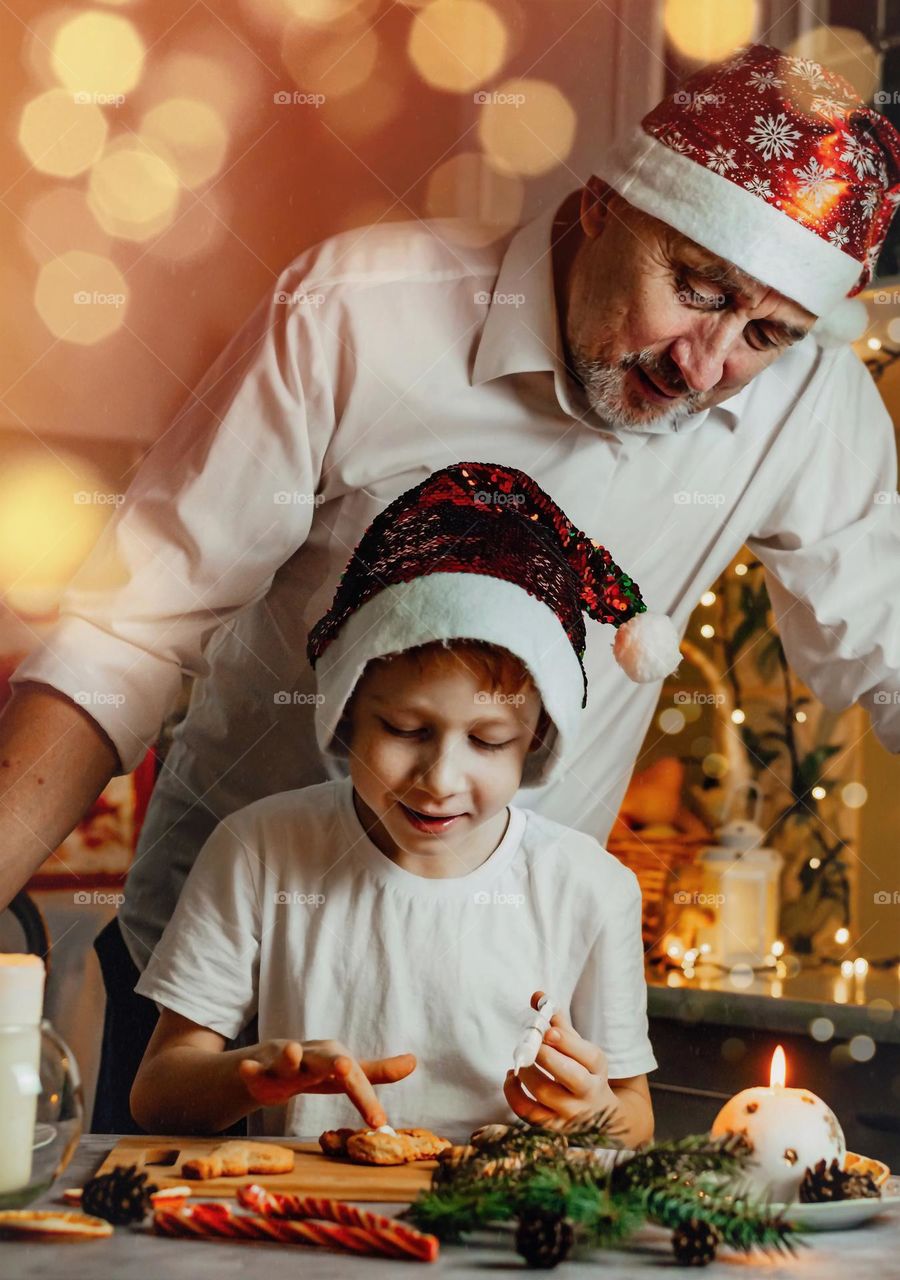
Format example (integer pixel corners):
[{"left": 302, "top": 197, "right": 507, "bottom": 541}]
[
  {"left": 710, "top": 1045, "right": 845, "bottom": 1202},
  {"left": 0, "top": 955, "right": 45, "bottom": 1195}
]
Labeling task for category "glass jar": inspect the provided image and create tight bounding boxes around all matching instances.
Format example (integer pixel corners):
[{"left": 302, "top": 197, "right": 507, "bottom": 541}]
[{"left": 0, "top": 1018, "right": 83, "bottom": 1209}]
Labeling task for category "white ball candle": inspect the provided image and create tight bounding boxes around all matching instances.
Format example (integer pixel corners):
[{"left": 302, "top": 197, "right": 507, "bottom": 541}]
[
  {"left": 0, "top": 954, "right": 46, "bottom": 1195},
  {"left": 710, "top": 1045, "right": 845, "bottom": 1203}
]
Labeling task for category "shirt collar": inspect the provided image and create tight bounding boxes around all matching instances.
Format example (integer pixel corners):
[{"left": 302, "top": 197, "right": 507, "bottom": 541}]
[
  {"left": 472, "top": 203, "right": 562, "bottom": 389},
  {"left": 471, "top": 201, "right": 756, "bottom": 436}
]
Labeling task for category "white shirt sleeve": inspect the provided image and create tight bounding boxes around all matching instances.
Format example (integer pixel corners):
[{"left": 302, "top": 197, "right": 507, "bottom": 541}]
[
  {"left": 569, "top": 869, "right": 658, "bottom": 1079},
  {"left": 135, "top": 813, "right": 262, "bottom": 1038},
  {"left": 747, "top": 347, "right": 900, "bottom": 753},
  {"left": 10, "top": 265, "right": 336, "bottom": 771}
]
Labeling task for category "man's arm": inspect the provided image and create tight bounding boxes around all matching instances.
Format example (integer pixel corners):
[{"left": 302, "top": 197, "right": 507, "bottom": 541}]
[{"left": 0, "top": 683, "right": 119, "bottom": 908}]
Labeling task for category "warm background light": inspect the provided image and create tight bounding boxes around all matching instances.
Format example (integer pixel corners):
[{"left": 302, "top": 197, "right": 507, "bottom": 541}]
[
  {"left": 408, "top": 0, "right": 508, "bottom": 92},
  {"left": 0, "top": 452, "right": 107, "bottom": 607},
  {"left": 22, "top": 188, "right": 112, "bottom": 265},
  {"left": 17, "top": 89, "right": 108, "bottom": 178},
  {"left": 34, "top": 251, "right": 128, "bottom": 345},
  {"left": 664, "top": 0, "right": 758, "bottom": 62},
  {"left": 787, "top": 26, "right": 880, "bottom": 101},
  {"left": 51, "top": 11, "right": 145, "bottom": 96},
  {"left": 478, "top": 78, "right": 576, "bottom": 176},
  {"left": 424, "top": 152, "right": 523, "bottom": 245},
  {"left": 281, "top": 21, "right": 380, "bottom": 98},
  {"left": 88, "top": 140, "right": 181, "bottom": 242},
  {"left": 139, "top": 99, "right": 229, "bottom": 189}
]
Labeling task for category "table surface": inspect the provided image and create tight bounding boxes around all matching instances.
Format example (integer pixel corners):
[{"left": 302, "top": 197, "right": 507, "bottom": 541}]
[{"left": 4, "top": 1136, "right": 900, "bottom": 1278}]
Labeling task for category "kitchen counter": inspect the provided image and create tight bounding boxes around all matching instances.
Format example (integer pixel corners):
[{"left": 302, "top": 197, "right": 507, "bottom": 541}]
[
  {"left": 3, "top": 1136, "right": 900, "bottom": 1278},
  {"left": 647, "top": 964, "right": 900, "bottom": 1043}
]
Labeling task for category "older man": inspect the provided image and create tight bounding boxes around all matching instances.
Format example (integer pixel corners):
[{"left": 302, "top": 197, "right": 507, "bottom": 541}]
[{"left": 2, "top": 44, "right": 899, "bottom": 1128}]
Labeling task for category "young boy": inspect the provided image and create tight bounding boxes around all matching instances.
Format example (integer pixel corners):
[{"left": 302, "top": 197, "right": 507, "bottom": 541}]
[{"left": 131, "top": 462, "right": 680, "bottom": 1144}]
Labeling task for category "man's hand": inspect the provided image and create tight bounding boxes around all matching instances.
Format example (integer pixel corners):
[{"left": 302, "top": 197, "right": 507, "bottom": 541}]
[
  {"left": 504, "top": 990, "right": 615, "bottom": 1128},
  {"left": 238, "top": 1039, "right": 417, "bottom": 1127}
]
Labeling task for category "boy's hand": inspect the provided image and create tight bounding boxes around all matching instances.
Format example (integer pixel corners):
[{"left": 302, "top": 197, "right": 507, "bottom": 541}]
[
  {"left": 238, "top": 1039, "right": 416, "bottom": 1127},
  {"left": 503, "top": 990, "right": 615, "bottom": 1128}
]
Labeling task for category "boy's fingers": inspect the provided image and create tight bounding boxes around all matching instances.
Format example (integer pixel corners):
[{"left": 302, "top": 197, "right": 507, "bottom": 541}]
[
  {"left": 503, "top": 1071, "right": 558, "bottom": 1127},
  {"left": 274, "top": 1042, "right": 305, "bottom": 1077},
  {"left": 238, "top": 1058, "right": 262, "bottom": 1079},
  {"left": 360, "top": 1053, "right": 417, "bottom": 1084},
  {"left": 338, "top": 1058, "right": 387, "bottom": 1128},
  {"left": 513, "top": 1065, "right": 575, "bottom": 1112},
  {"left": 543, "top": 1020, "right": 606, "bottom": 1075},
  {"left": 533, "top": 1042, "right": 591, "bottom": 1094}
]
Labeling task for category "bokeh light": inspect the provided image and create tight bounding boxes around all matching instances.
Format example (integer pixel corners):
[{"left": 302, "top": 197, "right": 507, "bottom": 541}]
[
  {"left": 478, "top": 78, "right": 576, "bottom": 177},
  {"left": 18, "top": 88, "right": 108, "bottom": 178},
  {"left": 664, "top": 0, "right": 758, "bottom": 62},
  {"left": 320, "top": 72, "right": 404, "bottom": 141},
  {"left": 22, "top": 188, "right": 112, "bottom": 265},
  {"left": 88, "top": 139, "right": 181, "bottom": 242},
  {"left": 0, "top": 451, "right": 108, "bottom": 604},
  {"left": 51, "top": 11, "right": 145, "bottom": 96},
  {"left": 787, "top": 27, "right": 880, "bottom": 102},
  {"left": 424, "top": 152, "right": 523, "bottom": 246},
  {"left": 408, "top": 0, "right": 508, "bottom": 93},
  {"left": 151, "top": 48, "right": 263, "bottom": 133},
  {"left": 282, "top": 21, "right": 379, "bottom": 98},
  {"left": 140, "top": 99, "right": 229, "bottom": 189},
  {"left": 34, "top": 250, "right": 128, "bottom": 345},
  {"left": 841, "top": 781, "right": 868, "bottom": 809},
  {"left": 658, "top": 708, "right": 686, "bottom": 735},
  {"left": 147, "top": 189, "right": 229, "bottom": 263},
  {"left": 241, "top": 0, "right": 379, "bottom": 30}
]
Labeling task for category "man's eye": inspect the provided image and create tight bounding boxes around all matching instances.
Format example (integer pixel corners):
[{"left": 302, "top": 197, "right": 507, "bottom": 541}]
[
  {"left": 471, "top": 737, "right": 512, "bottom": 752},
  {"left": 675, "top": 275, "right": 725, "bottom": 309},
  {"left": 746, "top": 322, "right": 777, "bottom": 351}
]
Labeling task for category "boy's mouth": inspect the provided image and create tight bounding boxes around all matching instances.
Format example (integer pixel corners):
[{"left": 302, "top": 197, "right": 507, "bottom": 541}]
[{"left": 397, "top": 802, "right": 467, "bottom": 833}]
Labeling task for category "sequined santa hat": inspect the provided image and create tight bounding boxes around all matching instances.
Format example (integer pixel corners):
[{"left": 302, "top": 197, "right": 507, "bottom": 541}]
[
  {"left": 597, "top": 43, "right": 900, "bottom": 344},
  {"left": 307, "top": 462, "right": 681, "bottom": 787}
]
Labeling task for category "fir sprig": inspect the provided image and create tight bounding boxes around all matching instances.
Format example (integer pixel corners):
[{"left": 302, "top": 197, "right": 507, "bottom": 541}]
[{"left": 404, "top": 1112, "right": 805, "bottom": 1262}]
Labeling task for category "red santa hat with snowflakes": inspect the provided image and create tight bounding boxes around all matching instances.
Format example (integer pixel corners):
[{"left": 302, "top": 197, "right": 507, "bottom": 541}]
[{"left": 597, "top": 43, "right": 900, "bottom": 345}]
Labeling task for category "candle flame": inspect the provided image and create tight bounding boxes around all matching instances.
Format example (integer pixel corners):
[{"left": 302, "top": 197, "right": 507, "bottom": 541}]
[{"left": 769, "top": 1044, "right": 786, "bottom": 1087}]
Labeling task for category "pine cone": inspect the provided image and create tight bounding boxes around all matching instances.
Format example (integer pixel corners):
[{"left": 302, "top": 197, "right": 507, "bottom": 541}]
[
  {"left": 515, "top": 1211, "right": 574, "bottom": 1269},
  {"left": 799, "top": 1158, "right": 880, "bottom": 1203},
  {"left": 81, "top": 1163, "right": 158, "bottom": 1225},
  {"left": 671, "top": 1218, "right": 720, "bottom": 1267}
]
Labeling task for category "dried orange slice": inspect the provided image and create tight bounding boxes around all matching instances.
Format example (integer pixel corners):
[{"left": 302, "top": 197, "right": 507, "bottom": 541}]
[
  {"left": 0, "top": 1209, "right": 113, "bottom": 1240},
  {"left": 844, "top": 1151, "right": 891, "bottom": 1187}
]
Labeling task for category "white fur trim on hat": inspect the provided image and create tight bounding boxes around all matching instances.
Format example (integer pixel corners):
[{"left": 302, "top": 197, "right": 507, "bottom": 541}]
[
  {"left": 597, "top": 126, "right": 861, "bottom": 318},
  {"left": 313, "top": 572, "right": 586, "bottom": 789}
]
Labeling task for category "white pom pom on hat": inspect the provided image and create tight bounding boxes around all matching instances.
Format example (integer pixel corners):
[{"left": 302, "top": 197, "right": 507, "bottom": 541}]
[
  {"left": 613, "top": 611, "right": 682, "bottom": 683},
  {"left": 812, "top": 296, "right": 870, "bottom": 348}
]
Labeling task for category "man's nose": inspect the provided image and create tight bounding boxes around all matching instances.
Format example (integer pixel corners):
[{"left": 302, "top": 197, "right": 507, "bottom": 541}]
[{"left": 670, "top": 317, "right": 738, "bottom": 393}]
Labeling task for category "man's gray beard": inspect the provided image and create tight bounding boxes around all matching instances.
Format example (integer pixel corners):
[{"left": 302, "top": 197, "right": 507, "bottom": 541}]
[{"left": 570, "top": 346, "right": 705, "bottom": 429}]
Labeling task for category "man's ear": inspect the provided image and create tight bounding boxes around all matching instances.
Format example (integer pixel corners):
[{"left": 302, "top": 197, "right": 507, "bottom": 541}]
[{"left": 580, "top": 175, "right": 614, "bottom": 239}]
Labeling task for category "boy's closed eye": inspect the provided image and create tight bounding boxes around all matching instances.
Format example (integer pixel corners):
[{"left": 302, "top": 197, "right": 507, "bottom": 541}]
[{"left": 377, "top": 715, "right": 514, "bottom": 752}]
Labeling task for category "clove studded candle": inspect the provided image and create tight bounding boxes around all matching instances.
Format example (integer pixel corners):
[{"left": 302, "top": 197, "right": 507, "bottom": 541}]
[
  {"left": 710, "top": 1045, "right": 845, "bottom": 1203},
  {"left": 0, "top": 954, "right": 45, "bottom": 1195}
]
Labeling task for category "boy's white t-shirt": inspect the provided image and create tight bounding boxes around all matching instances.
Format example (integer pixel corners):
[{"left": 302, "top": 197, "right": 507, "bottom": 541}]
[{"left": 137, "top": 778, "right": 657, "bottom": 1140}]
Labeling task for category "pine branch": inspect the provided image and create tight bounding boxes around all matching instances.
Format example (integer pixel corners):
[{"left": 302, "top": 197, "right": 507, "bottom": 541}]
[{"left": 637, "top": 1182, "right": 804, "bottom": 1256}]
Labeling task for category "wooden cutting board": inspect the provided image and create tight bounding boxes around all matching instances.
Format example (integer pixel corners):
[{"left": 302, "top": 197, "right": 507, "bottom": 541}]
[{"left": 95, "top": 1137, "right": 438, "bottom": 1203}]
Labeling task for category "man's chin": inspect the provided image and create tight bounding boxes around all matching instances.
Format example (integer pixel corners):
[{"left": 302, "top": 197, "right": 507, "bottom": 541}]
[{"left": 589, "top": 387, "right": 690, "bottom": 430}]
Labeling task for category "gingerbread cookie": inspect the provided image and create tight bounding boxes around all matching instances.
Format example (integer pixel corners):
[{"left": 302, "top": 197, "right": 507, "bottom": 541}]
[
  {"left": 319, "top": 1125, "right": 450, "bottom": 1165},
  {"left": 181, "top": 1140, "right": 294, "bottom": 1180}
]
